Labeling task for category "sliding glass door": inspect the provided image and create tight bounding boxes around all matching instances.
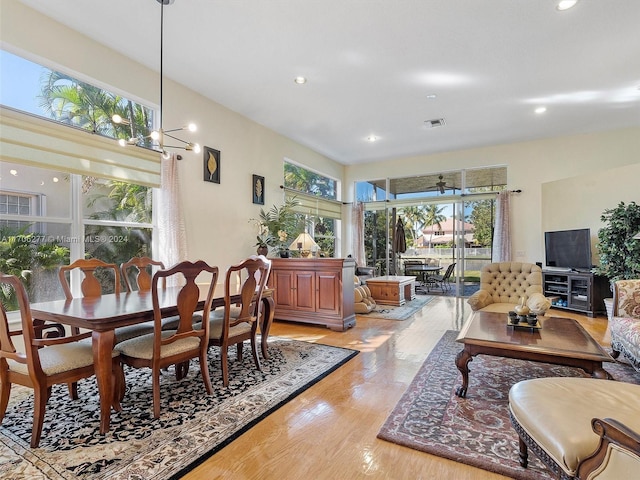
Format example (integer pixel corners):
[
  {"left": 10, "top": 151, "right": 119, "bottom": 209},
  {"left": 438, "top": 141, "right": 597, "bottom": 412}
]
[{"left": 356, "top": 167, "right": 506, "bottom": 296}]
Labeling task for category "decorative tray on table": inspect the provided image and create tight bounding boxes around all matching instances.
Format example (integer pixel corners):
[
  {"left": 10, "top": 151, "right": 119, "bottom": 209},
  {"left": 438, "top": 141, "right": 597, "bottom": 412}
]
[{"left": 507, "top": 314, "right": 541, "bottom": 330}]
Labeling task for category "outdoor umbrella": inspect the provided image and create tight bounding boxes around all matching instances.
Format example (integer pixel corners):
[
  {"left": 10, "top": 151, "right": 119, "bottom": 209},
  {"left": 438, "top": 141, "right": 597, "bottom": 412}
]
[{"left": 394, "top": 218, "right": 407, "bottom": 253}]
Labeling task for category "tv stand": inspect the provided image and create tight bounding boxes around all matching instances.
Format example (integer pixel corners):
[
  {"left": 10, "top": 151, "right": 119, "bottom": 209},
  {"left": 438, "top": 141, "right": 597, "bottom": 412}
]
[{"left": 542, "top": 271, "right": 609, "bottom": 317}]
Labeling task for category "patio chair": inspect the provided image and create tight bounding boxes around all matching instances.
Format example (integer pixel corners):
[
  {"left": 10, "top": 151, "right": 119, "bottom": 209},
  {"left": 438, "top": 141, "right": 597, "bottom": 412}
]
[{"left": 428, "top": 262, "right": 456, "bottom": 291}]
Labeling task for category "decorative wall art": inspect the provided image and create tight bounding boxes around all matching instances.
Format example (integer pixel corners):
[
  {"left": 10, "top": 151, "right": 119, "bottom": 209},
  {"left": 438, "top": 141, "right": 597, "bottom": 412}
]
[
  {"left": 203, "top": 147, "right": 220, "bottom": 183},
  {"left": 252, "top": 175, "right": 265, "bottom": 205}
]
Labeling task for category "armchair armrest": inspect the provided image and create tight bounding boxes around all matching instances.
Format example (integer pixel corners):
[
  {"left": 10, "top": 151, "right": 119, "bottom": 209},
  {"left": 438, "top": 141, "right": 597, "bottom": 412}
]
[
  {"left": 526, "top": 293, "right": 551, "bottom": 315},
  {"left": 467, "top": 289, "right": 492, "bottom": 311},
  {"left": 577, "top": 418, "right": 640, "bottom": 479}
]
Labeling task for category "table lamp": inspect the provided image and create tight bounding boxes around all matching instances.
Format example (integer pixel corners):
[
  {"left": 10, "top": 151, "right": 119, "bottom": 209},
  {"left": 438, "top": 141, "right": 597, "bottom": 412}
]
[{"left": 289, "top": 232, "right": 318, "bottom": 258}]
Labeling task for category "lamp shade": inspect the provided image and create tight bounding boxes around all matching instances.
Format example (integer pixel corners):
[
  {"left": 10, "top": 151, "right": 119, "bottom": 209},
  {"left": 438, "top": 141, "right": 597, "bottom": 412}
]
[{"left": 290, "top": 232, "right": 318, "bottom": 253}]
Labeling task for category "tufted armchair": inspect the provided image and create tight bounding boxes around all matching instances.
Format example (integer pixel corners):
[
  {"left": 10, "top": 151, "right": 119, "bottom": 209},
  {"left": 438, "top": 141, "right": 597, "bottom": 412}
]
[
  {"left": 610, "top": 279, "right": 640, "bottom": 371},
  {"left": 467, "top": 262, "right": 550, "bottom": 314}
]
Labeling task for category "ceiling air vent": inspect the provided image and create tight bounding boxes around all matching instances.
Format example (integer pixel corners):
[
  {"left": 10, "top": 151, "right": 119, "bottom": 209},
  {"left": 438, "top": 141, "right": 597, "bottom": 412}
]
[{"left": 424, "top": 118, "right": 445, "bottom": 128}]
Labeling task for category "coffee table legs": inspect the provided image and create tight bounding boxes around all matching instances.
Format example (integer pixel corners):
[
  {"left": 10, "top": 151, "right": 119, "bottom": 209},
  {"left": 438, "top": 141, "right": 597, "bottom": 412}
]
[
  {"left": 455, "top": 347, "right": 473, "bottom": 398},
  {"left": 454, "top": 345, "right": 611, "bottom": 398}
]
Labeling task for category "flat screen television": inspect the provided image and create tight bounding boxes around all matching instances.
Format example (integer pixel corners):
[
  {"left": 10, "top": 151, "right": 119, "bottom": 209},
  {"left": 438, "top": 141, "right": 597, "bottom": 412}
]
[{"left": 544, "top": 228, "right": 592, "bottom": 271}]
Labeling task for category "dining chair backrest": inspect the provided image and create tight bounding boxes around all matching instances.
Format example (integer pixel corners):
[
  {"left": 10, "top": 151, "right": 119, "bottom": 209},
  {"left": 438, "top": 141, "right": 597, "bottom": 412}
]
[
  {"left": 221, "top": 255, "right": 271, "bottom": 336},
  {"left": 121, "top": 257, "right": 165, "bottom": 292},
  {"left": 152, "top": 260, "right": 218, "bottom": 339},
  {"left": 0, "top": 273, "right": 36, "bottom": 372},
  {"left": 58, "top": 258, "right": 121, "bottom": 300}
]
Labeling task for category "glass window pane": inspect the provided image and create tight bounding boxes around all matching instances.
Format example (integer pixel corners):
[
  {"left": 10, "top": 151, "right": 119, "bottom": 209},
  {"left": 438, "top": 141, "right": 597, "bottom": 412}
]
[
  {"left": 0, "top": 49, "right": 154, "bottom": 144},
  {"left": 0, "top": 223, "right": 71, "bottom": 308},
  {"left": 82, "top": 177, "right": 152, "bottom": 223},
  {"left": 0, "top": 161, "right": 70, "bottom": 218},
  {"left": 284, "top": 163, "right": 336, "bottom": 200}
]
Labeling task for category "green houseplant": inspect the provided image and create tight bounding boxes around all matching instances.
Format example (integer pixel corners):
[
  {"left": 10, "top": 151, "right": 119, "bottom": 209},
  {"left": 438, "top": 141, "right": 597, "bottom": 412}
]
[
  {"left": 250, "top": 197, "right": 302, "bottom": 256},
  {"left": 592, "top": 201, "right": 640, "bottom": 283}
]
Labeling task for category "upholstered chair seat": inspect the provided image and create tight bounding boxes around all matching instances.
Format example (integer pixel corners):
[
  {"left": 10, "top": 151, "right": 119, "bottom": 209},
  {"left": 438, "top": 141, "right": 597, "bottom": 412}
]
[
  {"left": 509, "top": 377, "right": 640, "bottom": 479},
  {"left": 467, "top": 262, "right": 550, "bottom": 314},
  {"left": 116, "top": 330, "right": 201, "bottom": 360}
]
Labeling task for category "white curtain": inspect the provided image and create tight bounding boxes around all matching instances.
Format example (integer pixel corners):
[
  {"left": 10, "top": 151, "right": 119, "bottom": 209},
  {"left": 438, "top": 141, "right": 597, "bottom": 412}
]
[
  {"left": 157, "top": 154, "right": 188, "bottom": 274},
  {"left": 492, "top": 191, "right": 512, "bottom": 262},
  {"left": 352, "top": 202, "right": 366, "bottom": 267}
]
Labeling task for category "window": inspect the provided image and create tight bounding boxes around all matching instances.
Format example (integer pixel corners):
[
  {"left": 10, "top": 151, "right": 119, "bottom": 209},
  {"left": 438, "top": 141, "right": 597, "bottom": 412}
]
[
  {"left": 283, "top": 161, "right": 341, "bottom": 257},
  {"left": 0, "top": 50, "right": 155, "bottom": 145},
  {"left": 0, "top": 161, "right": 152, "bottom": 307},
  {"left": 0, "top": 52, "right": 158, "bottom": 310}
]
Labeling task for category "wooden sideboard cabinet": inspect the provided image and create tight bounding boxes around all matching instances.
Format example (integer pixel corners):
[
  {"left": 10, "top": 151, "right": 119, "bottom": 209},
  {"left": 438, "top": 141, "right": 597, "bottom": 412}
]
[{"left": 268, "top": 257, "right": 356, "bottom": 331}]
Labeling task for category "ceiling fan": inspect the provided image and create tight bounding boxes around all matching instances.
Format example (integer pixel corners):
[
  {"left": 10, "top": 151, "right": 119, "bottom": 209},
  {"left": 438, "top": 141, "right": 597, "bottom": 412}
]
[{"left": 429, "top": 175, "right": 453, "bottom": 195}]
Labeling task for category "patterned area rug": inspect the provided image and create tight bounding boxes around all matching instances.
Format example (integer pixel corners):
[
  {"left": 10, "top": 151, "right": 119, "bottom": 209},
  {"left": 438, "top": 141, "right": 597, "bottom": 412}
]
[
  {"left": 377, "top": 330, "right": 640, "bottom": 479},
  {"left": 0, "top": 338, "right": 358, "bottom": 479},
  {"left": 365, "top": 296, "right": 434, "bottom": 320}
]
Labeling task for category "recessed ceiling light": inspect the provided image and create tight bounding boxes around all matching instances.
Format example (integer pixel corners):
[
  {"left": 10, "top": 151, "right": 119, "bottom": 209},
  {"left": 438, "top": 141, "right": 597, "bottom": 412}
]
[
  {"left": 426, "top": 94, "right": 437, "bottom": 99},
  {"left": 556, "top": 0, "right": 578, "bottom": 11},
  {"left": 53, "top": 177, "right": 59, "bottom": 182},
  {"left": 367, "top": 135, "right": 378, "bottom": 142},
  {"left": 10, "top": 169, "right": 17, "bottom": 176},
  {"left": 294, "top": 76, "right": 307, "bottom": 84},
  {"left": 535, "top": 106, "right": 547, "bottom": 114}
]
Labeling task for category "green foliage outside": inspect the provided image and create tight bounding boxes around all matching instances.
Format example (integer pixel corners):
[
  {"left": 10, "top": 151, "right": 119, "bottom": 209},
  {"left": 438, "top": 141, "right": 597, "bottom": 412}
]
[{"left": 0, "top": 226, "right": 70, "bottom": 310}]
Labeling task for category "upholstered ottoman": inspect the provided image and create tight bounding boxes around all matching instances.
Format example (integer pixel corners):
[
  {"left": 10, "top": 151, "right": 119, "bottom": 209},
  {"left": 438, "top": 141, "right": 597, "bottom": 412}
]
[{"left": 509, "top": 377, "right": 640, "bottom": 479}]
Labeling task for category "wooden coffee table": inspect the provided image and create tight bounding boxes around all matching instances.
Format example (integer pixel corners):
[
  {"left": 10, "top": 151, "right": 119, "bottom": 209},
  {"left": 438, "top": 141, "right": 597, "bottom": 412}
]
[
  {"left": 454, "top": 311, "right": 613, "bottom": 398},
  {"left": 366, "top": 275, "right": 416, "bottom": 306}
]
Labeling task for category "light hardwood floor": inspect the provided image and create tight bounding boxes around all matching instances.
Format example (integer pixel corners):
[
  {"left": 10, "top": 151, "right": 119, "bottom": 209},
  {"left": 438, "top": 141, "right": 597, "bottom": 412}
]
[{"left": 183, "top": 295, "right": 610, "bottom": 480}]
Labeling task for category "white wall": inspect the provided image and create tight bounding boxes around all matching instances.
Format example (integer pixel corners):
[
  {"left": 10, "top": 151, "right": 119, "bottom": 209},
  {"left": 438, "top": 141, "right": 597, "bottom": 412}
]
[
  {"left": 541, "top": 162, "right": 640, "bottom": 265},
  {"left": 345, "top": 129, "right": 640, "bottom": 265}
]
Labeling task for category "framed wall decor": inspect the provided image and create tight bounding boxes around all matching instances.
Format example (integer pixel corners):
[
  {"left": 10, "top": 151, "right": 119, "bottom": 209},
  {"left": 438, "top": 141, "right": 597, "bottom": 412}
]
[
  {"left": 252, "top": 175, "right": 265, "bottom": 205},
  {"left": 203, "top": 146, "right": 220, "bottom": 184}
]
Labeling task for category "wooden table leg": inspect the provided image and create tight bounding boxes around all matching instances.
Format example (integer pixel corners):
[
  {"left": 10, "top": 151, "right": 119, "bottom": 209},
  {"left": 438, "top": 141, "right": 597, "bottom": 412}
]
[
  {"left": 455, "top": 347, "right": 473, "bottom": 398},
  {"left": 260, "top": 296, "right": 275, "bottom": 360},
  {"left": 92, "top": 330, "right": 115, "bottom": 434}
]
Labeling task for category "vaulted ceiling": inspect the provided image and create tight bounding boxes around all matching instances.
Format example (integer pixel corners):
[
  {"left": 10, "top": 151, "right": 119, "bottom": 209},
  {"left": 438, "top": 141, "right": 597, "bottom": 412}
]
[{"left": 19, "top": 0, "right": 640, "bottom": 165}]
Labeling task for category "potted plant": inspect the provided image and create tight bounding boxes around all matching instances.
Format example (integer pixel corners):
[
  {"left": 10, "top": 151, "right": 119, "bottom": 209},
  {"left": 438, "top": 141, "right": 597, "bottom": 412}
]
[
  {"left": 592, "top": 201, "right": 640, "bottom": 318},
  {"left": 250, "top": 197, "right": 302, "bottom": 257}
]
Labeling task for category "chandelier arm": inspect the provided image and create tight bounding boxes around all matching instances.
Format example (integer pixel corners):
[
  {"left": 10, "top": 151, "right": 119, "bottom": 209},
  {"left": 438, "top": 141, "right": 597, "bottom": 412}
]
[{"left": 163, "top": 132, "right": 190, "bottom": 144}]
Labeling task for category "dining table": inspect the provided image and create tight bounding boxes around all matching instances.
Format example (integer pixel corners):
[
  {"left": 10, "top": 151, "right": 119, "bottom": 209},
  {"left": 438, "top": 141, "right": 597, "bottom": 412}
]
[{"left": 29, "top": 286, "right": 274, "bottom": 434}]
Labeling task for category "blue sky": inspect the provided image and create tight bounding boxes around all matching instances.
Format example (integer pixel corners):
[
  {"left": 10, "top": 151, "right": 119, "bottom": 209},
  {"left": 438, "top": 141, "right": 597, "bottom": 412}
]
[{"left": 0, "top": 50, "right": 45, "bottom": 115}]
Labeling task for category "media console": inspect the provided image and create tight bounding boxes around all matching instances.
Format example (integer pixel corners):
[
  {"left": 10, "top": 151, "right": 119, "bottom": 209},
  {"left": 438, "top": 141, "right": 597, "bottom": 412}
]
[{"left": 542, "top": 270, "right": 610, "bottom": 317}]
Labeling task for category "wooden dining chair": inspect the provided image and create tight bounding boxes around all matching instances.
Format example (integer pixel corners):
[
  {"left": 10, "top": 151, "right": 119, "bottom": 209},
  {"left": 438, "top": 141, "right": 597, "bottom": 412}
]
[
  {"left": 206, "top": 255, "right": 271, "bottom": 387},
  {"left": 0, "top": 273, "right": 122, "bottom": 448},
  {"left": 120, "top": 256, "right": 165, "bottom": 293},
  {"left": 60, "top": 258, "right": 156, "bottom": 344},
  {"left": 58, "top": 258, "right": 121, "bottom": 300},
  {"left": 121, "top": 257, "right": 182, "bottom": 333},
  {"left": 116, "top": 260, "right": 218, "bottom": 419}
]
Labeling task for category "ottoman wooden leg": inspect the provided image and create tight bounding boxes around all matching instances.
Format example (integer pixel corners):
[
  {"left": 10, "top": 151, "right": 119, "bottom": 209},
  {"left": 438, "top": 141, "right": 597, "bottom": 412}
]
[{"left": 518, "top": 436, "right": 528, "bottom": 468}]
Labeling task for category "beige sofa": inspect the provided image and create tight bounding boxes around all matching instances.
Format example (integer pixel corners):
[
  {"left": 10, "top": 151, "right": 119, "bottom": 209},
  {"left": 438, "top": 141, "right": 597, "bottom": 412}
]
[{"left": 467, "top": 262, "right": 551, "bottom": 315}]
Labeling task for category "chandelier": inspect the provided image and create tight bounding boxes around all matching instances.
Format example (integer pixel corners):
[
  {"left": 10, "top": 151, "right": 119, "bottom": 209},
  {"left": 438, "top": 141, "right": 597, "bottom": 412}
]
[{"left": 113, "top": 0, "right": 200, "bottom": 159}]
